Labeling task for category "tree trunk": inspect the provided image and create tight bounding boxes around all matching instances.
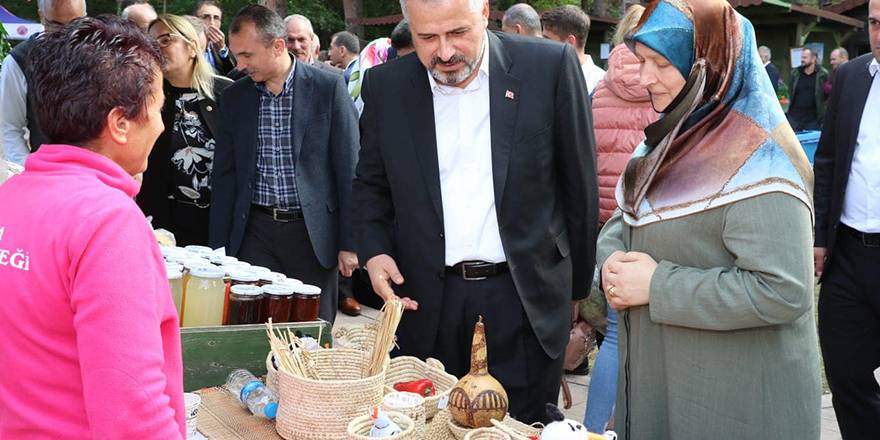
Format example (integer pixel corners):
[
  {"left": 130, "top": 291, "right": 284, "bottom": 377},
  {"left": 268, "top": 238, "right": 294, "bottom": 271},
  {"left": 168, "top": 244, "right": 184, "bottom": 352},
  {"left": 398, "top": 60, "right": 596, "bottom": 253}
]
[
  {"left": 259, "top": 0, "right": 287, "bottom": 18},
  {"left": 342, "top": 0, "right": 365, "bottom": 39}
]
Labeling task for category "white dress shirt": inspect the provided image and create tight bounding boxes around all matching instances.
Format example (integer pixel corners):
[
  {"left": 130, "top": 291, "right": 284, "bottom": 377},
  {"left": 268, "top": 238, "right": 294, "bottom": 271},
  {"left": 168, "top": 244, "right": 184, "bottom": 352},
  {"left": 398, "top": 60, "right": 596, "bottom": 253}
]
[
  {"left": 840, "top": 58, "right": 880, "bottom": 233},
  {"left": 429, "top": 33, "right": 506, "bottom": 266},
  {"left": 0, "top": 55, "right": 31, "bottom": 165},
  {"left": 581, "top": 55, "right": 606, "bottom": 95}
]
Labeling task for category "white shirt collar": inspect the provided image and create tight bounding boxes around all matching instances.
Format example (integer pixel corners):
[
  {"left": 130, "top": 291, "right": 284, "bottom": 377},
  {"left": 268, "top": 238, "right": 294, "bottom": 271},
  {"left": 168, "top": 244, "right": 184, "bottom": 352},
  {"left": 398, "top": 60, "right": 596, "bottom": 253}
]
[
  {"left": 583, "top": 54, "right": 596, "bottom": 68},
  {"left": 428, "top": 32, "right": 490, "bottom": 95},
  {"left": 869, "top": 58, "right": 879, "bottom": 77}
]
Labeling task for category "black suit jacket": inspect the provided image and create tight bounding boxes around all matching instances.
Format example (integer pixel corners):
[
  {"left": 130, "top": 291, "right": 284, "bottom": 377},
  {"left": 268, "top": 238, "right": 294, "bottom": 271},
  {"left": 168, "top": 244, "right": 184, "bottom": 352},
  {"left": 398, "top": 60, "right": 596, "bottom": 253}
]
[
  {"left": 765, "top": 62, "right": 781, "bottom": 93},
  {"left": 814, "top": 53, "right": 876, "bottom": 271},
  {"left": 138, "top": 77, "right": 233, "bottom": 227},
  {"left": 209, "top": 61, "right": 360, "bottom": 267},
  {"left": 209, "top": 46, "right": 237, "bottom": 77},
  {"left": 353, "top": 32, "right": 598, "bottom": 359}
]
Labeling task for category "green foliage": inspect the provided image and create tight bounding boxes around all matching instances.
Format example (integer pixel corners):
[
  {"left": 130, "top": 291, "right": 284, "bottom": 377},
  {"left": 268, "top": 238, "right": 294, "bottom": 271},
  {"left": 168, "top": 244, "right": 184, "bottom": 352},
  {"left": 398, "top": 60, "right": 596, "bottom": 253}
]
[{"left": 0, "top": 25, "right": 11, "bottom": 61}]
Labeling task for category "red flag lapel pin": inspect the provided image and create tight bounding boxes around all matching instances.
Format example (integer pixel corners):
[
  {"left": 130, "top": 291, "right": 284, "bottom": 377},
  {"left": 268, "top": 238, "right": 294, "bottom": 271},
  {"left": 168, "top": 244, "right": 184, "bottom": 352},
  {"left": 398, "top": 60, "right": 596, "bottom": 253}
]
[{"left": 505, "top": 90, "right": 515, "bottom": 100}]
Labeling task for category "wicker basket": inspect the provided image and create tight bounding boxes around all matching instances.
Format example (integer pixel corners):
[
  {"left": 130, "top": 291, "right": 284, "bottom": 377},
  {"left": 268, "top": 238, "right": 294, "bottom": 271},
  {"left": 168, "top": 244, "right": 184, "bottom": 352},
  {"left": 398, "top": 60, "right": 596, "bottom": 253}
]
[
  {"left": 449, "top": 416, "right": 543, "bottom": 440},
  {"left": 425, "top": 410, "right": 456, "bottom": 440},
  {"left": 382, "top": 392, "right": 426, "bottom": 438},
  {"left": 464, "top": 428, "right": 512, "bottom": 440},
  {"left": 346, "top": 410, "right": 416, "bottom": 440},
  {"left": 265, "top": 352, "right": 279, "bottom": 395},
  {"left": 385, "top": 356, "right": 458, "bottom": 420},
  {"left": 333, "top": 324, "right": 378, "bottom": 351},
  {"left": 275, "top": 348, "right": 389, "bottom": 440}
]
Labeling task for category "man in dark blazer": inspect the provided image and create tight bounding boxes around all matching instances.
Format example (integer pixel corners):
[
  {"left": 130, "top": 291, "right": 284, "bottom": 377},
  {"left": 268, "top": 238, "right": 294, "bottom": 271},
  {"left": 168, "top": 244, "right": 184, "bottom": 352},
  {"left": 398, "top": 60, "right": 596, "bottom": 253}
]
[
  {"left": 814, "top": 2, "right": 880, "bottom": 437},
  {"left": 353, "top": 0, "right": 597, "bottom": 423},
  {"left": 210, "top": 5, "right": 360, "bottom": 324},
  {"left": 194, "top": 0, "right": 237, "bottom": 76}
]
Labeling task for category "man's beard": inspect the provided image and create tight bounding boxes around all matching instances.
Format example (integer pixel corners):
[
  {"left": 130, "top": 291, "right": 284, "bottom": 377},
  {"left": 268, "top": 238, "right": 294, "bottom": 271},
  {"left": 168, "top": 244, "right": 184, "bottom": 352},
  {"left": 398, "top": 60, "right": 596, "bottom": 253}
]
[{"left": 428, "top": 39, "right": 484, "bottom": 86}]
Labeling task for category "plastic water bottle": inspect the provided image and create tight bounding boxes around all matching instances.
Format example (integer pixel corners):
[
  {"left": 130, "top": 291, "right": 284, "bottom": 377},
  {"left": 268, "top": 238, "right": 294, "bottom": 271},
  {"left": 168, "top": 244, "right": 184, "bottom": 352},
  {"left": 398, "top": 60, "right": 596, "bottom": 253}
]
[{"left": 226, "top": 369, "right": 278, "bottom": 419}]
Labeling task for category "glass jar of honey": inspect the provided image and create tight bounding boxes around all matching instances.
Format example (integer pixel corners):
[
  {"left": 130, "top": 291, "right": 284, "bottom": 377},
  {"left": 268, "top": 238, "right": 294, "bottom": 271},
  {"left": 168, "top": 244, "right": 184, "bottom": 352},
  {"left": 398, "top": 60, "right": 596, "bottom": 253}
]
[
  {"left": 290, "top": 284, "right": 321, "bottom": 322},
  {"left": 165, "top": 262, "right": 184, "bottom": 319},
  {"left": 261, "top": 284, "right": 295, "bottom": 323},
  {"left": 229, "top": 269, "right": 260, "bottom": 286},
  {"left": 227, "top": 285, "right": 264, "bottom": 325},
  {"left": 182, "top": 265, "right": 226, "bottom": 327}
]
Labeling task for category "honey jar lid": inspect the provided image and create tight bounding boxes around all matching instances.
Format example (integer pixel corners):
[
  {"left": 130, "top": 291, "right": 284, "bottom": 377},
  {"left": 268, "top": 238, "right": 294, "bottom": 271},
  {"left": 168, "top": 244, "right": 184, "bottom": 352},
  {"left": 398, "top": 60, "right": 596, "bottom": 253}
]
[
  {"left": 249, "top": 266, "right": 273, "bottom": 274},
  {"left": 293, "top": 284, "right": 322, "bottom": 296},
  {"left": 229, "top": 269, "right": 260, "bottom": 283},
  {"left": 230, "top": 284, "right": 264, "bottom": 296},
  {"left": 165, "top": 262, "right": 184, "bottom": 280},
  {"left": 262, "top": 284, "right": 295, "bottom": 296},
  {"left": 189, "top": 265, "right": 226, "bottom": 279}
]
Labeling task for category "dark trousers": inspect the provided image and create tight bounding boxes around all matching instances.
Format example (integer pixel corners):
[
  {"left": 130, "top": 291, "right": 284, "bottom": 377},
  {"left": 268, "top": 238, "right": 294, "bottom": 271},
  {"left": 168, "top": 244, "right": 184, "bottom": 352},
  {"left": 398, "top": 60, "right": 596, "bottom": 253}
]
[
  {"left": 818, "top": 225, "right": 880, "bottom": 440},
  {"left": 433, "top": 272, "right": 562, "bottom": 424},
  {"left": 237, "top": 208, "right": 338, "bottom": 324}
]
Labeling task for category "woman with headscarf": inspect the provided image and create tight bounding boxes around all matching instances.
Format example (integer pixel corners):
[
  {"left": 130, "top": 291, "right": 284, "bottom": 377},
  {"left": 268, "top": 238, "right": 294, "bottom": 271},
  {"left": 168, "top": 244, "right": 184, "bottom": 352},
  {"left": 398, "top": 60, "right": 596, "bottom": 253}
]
[{"left": 597, "top": 1, "right": 820, "bottom": 438}]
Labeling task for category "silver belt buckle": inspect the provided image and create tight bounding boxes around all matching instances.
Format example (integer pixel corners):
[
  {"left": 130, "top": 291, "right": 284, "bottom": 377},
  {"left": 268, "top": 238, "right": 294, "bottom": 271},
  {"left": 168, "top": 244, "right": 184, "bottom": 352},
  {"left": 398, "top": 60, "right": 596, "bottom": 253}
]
[
  {"left": 272, "top": 208, "right": 293, "bottom": 222},
  {"left": 461, "top": 262, "right": 487, "bottom": 281}
]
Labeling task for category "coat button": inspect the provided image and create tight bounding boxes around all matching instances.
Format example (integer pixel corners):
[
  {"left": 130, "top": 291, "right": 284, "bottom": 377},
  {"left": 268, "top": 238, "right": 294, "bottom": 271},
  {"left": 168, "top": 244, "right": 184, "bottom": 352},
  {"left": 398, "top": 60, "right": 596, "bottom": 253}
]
[
  {"left": 439, "top": 232, "right": 444, "bottom": 239},
  {"left": 206, "top": 105, "right": 213, "bottom": 112}
]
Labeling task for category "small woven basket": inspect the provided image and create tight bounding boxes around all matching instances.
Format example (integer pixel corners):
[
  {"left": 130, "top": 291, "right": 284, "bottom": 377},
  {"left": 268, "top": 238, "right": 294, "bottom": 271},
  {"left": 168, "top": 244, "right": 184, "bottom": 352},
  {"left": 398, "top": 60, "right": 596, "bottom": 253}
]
[
  {"left": 464, "top": 428, "right": 512, "bottom": 440},
  {"left": 382, "top": 392, "right": 426, "bottom": 438},
  {"left": 333, "top": 324, "right": 379, "bottom": 351},
  {"left": 449, "top": 416, "right": 543, "bottom": 440},
  {"left": 346, "top": 411, "right": 416, "bottom": 440},
  {"left": 275, "top": 348, "right": 388, "bottom": 440},
  {"left": 385, "top": 356, "right": 458, "bottom": 420}
]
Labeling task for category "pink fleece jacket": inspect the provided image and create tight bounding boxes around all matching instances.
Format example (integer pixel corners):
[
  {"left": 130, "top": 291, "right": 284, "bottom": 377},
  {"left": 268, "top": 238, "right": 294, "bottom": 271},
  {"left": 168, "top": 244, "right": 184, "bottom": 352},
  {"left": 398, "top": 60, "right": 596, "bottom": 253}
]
[
  {"left": 0, "top": 145, "right": 185, "bottom": 439},
  {"left": 592, "top": 44, "right": 660, "bottom": 224}
]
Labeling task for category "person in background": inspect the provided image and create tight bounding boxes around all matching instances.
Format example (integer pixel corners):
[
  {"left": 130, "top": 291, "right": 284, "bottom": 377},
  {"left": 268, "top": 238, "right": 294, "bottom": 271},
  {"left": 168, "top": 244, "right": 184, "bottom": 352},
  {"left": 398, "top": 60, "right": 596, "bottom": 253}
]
[
  {"left": 390, "top": 19, "right": 415, "bottom": 58},
  {"left": 824, "top": 47, "right": 849, "bottom": 99},
  {"left": 501, "top": 3, "right": 542, "bottom": 37},
  {"left": 138, "top": 15, "right": 232, "bottom": 247},
  {"left": 582, "top": 3, "right": 656, "bottom": 434},
  {"left": 283, "top": 15, "right": 342, "bottom": 75},
  {"left": 787, "top": 47, "right": 828, "bottom": 131},
  {"left": 211, "top": 5, "right": 359, "bottom": 324},
  {"left": 194, "top": 0, "right": 236, "bottom": 76},
  {"left": 814, "top": 1, "right": 880, "bottom": 437},
  {"left": 349, "top": 35, "right": 395, "bottom": 114},
  {"left": 599, "top": 0, "right": 819, "bottom": 437},
  {"left": 330, "top": 31, "right": 361, "bottom": 83},
  {"left": 121, "top": 2, "right": 157, "bottom": 31},
  {"left": 0, "top": 16, "right": 185, "bottom": 438},
  {"left": 0, "top": 0, "right": 87, "bottom": 166},
  {"left": 759, "top": 45, "right": 781, "bottom": 94},
  {"left": 541, "top": 5, "right": 605, "bottom": 93},
  {"left": 184, "top": 14, "right": 210, "bottom": 53}
]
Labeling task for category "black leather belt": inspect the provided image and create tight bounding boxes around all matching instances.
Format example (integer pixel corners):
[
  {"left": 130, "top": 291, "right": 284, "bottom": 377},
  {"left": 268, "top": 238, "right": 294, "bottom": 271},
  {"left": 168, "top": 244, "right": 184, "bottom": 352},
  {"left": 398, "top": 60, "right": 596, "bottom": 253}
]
[
  {"left": 841, "top": 223, "right": 880, "bottom": 247},
  {"left": 446, "top": 261, "right": 509, "bottom": 281},
  {"left": 252, "top": 205, "right": 304, "bottom": 222}
]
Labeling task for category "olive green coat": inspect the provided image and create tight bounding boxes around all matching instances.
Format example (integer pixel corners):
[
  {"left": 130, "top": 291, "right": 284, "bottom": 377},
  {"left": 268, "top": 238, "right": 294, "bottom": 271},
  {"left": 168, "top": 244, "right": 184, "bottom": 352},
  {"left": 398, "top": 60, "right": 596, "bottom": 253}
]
[{"left": 597, "top": 192, "right": 821, "bottom": 440}]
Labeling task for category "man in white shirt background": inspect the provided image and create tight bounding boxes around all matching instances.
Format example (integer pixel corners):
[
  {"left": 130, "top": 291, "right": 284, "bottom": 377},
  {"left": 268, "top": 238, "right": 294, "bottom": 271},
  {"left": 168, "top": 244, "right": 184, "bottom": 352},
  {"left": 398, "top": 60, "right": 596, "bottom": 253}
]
[
  {"left": 194, "top": 0, "right": 236, "bottom": 76},
  {"left": 501, "top": 3, "right": 542, "bottom": 38},
  {"left": 0, "top": 0, "right": 86, "bottom": 166},
  {"left": 814, "top": 1, "right": 880, "bottom": 437},
  {"left": 541, "top": 5, "right": 605, "bottom": 94}
]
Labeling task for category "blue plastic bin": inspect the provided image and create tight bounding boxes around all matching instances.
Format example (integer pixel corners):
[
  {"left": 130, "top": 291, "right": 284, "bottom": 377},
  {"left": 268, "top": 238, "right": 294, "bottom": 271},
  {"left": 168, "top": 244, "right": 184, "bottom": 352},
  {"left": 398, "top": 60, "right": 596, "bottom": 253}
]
[{"left": 796, "top": 131, "right": 821, "bottom": 165}]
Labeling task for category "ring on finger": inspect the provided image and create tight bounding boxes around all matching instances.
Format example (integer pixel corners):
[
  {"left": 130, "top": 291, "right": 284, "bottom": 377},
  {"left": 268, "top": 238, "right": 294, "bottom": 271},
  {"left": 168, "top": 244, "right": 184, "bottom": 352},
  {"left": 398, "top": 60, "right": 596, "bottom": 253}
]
[{"left": 608, "top": 285, "right": 617, "bottom": 297}]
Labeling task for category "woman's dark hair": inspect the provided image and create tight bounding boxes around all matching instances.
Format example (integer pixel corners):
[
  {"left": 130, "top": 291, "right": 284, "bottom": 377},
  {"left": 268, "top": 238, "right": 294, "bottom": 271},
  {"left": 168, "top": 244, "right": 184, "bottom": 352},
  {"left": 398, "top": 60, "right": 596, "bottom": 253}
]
[{"left": 27, "top": 15, "right": 163, "bottom": 146}]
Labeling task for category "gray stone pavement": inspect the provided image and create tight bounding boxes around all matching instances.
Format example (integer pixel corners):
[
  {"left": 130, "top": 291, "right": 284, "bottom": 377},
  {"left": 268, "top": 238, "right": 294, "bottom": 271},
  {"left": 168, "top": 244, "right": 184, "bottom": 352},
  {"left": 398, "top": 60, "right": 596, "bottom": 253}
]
[{"left": 334, "top": 305, "right": 854, "bottom": 439}]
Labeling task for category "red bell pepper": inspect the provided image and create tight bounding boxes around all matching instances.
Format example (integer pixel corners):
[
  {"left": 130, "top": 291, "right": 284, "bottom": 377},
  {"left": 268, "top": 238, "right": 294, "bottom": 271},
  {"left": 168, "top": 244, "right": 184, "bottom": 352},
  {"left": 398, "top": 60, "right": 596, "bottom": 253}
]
[{"left": 393, "top": 379, "right": 436, "bottom": 397}]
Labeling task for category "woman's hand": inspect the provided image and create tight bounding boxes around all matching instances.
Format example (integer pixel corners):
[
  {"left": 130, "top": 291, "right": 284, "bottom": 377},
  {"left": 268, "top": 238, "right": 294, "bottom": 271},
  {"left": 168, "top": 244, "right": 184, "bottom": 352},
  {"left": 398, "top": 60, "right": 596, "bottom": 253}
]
[{"left": 602, "top": 251, "right": 658, "bottom": 311}]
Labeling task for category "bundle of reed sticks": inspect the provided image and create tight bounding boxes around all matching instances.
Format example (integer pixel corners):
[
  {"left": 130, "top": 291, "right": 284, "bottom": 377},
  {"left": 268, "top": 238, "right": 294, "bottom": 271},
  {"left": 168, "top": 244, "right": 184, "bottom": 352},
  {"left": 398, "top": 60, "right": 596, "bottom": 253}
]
[
  {"left": 266, "top": 319, "right": 319, "bottom": 380},
  {"left": 367, "top": 299, "right": 404, "bottom": 377}
]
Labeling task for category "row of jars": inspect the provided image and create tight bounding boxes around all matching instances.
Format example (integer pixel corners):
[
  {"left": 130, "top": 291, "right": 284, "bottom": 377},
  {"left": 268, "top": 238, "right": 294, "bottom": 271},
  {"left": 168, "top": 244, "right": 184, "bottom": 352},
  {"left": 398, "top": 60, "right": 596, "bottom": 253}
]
[{"left": 162, "top": 245, "right": 322, "bottom": 327}]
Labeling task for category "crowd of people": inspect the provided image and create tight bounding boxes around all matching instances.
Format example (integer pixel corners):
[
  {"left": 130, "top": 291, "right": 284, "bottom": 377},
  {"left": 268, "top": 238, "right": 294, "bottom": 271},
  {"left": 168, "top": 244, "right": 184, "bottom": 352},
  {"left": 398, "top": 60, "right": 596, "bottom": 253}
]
[{"left": 0, "top": 0, "right": 879, "bottom": 438}]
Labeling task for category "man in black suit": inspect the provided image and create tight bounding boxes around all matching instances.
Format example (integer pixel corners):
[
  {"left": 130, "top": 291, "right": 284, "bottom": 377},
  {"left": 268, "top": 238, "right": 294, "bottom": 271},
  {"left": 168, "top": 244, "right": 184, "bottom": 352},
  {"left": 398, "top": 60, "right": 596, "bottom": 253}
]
[
  {"left": 352, "top": 0, "right": 597, "bottom": 422},
  {"left": 194, "top": 0, "right": 236, "bottom": 76},
  {"left": 210, "top": 5, "right": 360, "bottom": 324},
  {"left": 759, "top": 45, "right": 781, "bottom": 94},
  {"left": 815, "top": 1, "right": 880, "bottom": 437}
]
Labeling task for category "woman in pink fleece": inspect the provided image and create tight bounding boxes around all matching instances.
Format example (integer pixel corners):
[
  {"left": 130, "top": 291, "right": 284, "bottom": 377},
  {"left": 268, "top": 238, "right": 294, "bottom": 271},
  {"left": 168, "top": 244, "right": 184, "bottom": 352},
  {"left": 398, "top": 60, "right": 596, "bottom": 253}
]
[
  {"left": 582, "top": 5, "right": 656, "bottom": 433},
  {"left": 0, "top": 17, "right": 185, "bottom": 439}
]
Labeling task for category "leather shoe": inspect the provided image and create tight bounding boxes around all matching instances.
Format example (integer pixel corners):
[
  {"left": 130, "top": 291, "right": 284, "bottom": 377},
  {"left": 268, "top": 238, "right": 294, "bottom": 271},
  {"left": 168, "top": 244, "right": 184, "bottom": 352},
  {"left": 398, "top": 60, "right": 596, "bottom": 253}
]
[{"left": 339, "top": 297, "right": 362, "bottom": 316}]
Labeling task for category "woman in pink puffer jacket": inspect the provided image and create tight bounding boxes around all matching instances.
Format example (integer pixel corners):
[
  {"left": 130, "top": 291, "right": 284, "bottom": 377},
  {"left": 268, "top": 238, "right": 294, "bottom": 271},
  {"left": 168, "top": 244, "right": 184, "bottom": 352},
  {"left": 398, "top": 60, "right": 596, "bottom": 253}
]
[{"left": 592, "top": 42, "right": 659, "bottom": 225}]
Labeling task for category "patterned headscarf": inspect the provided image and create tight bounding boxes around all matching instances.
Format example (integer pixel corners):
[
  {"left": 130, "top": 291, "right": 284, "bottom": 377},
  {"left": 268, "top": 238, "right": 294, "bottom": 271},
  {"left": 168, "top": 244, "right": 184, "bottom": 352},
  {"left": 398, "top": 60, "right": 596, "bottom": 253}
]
[{"left": 617, "top": 0, "right": 813, "bottom": 226}]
